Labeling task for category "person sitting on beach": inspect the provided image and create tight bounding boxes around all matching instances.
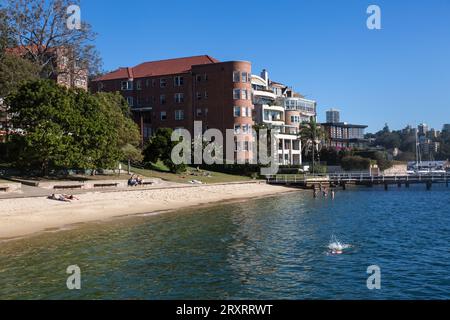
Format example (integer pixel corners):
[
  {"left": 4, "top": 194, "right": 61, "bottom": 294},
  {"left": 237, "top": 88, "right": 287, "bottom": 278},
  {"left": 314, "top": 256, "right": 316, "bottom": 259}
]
[{"left": 128, "top": 175, "right": 138, "bottom": 187}]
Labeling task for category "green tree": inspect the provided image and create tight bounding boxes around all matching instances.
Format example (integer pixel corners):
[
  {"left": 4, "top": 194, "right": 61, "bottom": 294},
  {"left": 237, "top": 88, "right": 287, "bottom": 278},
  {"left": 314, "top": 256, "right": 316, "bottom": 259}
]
[
  {"left": 95, "top": 92, "right": 141, "bottom": 162},
  {"left": 6, "top": 80, "right": 137, "bottom": 175},
  {"left": 0, "top": 53, "right": 40, "bottom": 97},
  {"left": 7, "top": 80, "right": 77, "bottom": 174},
  {"left": 299, "top": 117, "right": 325, "bottom": 174},
  {"left": 341, "top": 156, "right": 371, "bottom": 171},
  {"left": 143, "top": 128, "right": 186, "bottom": 173}
]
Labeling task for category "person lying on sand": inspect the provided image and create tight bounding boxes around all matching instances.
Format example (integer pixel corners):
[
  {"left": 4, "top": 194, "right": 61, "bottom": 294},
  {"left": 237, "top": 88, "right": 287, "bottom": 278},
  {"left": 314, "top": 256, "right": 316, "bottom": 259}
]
[
  {"left": 62, "top": 194, "right": 79, "bottom": 200},
  {"left": 48, "top": 194, "right": 71, "bottom": 202}
]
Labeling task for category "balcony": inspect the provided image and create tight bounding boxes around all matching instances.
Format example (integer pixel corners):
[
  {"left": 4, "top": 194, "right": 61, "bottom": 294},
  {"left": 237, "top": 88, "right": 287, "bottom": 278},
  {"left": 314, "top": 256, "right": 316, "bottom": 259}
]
[{"left": 253, "top": 89, "right": 277, "bottom": 100}]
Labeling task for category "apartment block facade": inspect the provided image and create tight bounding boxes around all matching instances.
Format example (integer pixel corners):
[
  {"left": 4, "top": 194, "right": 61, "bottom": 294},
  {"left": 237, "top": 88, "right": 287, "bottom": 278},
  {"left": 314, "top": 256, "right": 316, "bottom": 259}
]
[
  {"left": 321, "top": 122, "right": 368, "bottom": 149},
  {"left": 251, "top": 69, "right": 316, "bottom": 165},
  {"left": 92, "top": 56, "right": 319, "bottom": 165},
  {"left": 92, "top": 55, "right": 254, "bottom": 162}
]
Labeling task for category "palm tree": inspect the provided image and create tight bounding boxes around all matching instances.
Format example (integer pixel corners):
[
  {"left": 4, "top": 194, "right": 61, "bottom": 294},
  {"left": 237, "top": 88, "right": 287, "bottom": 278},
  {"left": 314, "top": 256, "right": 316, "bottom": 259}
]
[{"left": 299, "top": 117, "right": 325, "bottom": 174}]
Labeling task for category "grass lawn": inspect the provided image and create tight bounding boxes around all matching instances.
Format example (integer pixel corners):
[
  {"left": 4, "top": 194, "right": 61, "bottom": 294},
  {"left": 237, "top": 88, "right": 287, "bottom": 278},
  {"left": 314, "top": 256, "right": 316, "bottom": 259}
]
[
  {"left": 0, "top": 179, "right": 11, "bottom": 184},
  {"left": 129, "top": 163, "right": 253, "bottom": 184},
  {"left": 1, "top": 161, "right": 253, "bottom": 184}
]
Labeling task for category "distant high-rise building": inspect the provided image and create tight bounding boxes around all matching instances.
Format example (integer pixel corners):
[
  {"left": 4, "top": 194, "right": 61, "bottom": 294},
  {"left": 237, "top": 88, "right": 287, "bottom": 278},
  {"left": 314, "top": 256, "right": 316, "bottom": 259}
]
[
  {"left": 326, "top": 109, "right": 340, "bottom": 123},
  {"left": 418, "top": 123, "right": 429, "bottom": 136},
  {"left": 443, "top": 124, "right": 450, "bottom": 132}
]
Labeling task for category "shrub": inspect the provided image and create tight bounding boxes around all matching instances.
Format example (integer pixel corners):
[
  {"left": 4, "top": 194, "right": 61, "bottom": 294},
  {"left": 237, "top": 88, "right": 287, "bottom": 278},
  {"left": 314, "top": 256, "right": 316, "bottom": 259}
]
[{"left": 341, "top": 156, "right": 371, "bottom": 171}]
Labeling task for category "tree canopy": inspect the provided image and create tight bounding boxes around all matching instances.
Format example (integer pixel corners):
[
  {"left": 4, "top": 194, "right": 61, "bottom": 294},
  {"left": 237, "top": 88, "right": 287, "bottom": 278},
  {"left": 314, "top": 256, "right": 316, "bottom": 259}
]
[
  {"left": 143, "top": 128, "right": 186, "bottom": 173},
  {"left": 6, "top": 79, "right": 140, "bottom": 175},
  {"left": 2, "top": 0, "right": 102, "bottom": 78}
]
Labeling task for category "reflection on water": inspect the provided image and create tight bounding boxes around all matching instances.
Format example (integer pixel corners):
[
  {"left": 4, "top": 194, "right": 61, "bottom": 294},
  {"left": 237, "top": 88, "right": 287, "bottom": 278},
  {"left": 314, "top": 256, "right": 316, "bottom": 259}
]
[{"left": 1, "top": 185, "right": 450, "bottom": 299}]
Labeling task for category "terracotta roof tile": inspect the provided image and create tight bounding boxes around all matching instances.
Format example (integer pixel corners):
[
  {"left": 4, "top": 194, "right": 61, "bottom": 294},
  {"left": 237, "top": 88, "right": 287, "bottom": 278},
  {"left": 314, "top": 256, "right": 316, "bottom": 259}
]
[{"left": 94, "top": 55, "right": 220, "bottom": 81}]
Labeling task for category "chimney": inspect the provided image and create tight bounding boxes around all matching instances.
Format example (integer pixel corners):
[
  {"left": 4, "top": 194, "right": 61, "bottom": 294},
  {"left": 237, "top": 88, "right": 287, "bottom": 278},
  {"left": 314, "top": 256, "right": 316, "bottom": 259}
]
[{"left": 261, "top": 69, "right": 269, "bottom": 86}]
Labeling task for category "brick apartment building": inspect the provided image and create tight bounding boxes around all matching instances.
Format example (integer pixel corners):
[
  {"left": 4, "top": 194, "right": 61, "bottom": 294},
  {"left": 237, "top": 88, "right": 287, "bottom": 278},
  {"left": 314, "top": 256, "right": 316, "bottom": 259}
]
[
  {"left": 6, "top": 46, "right": 88, "bottom": 91},
  {"left": 92, "top": 55, "right": 255, "bottom": 162}
]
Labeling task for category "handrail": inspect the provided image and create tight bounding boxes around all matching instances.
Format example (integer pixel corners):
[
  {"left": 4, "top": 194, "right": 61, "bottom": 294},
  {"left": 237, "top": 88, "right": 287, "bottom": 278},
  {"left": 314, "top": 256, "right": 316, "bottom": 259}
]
[{"left": 266, "top": 172, "right": 450, "bottom": 183}]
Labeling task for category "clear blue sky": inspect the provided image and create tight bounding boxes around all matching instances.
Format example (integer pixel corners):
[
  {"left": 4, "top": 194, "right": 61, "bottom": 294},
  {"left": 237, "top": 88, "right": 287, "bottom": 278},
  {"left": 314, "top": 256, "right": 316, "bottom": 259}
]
[{"left": 81, "top": 0, "right": 450, "bottom": 133}]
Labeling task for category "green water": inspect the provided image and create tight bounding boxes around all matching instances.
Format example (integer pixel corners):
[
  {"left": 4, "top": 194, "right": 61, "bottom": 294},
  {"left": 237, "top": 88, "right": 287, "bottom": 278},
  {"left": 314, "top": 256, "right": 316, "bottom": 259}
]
[{"left": 1, "top": 185, "right": 450, "bottom": 299}]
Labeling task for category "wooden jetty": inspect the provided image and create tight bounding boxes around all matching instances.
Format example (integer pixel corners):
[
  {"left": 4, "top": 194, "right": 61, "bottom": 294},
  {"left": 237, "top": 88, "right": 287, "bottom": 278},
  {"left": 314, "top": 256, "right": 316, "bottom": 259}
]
[{"left": 266, "top": 173, "right": 450, "bottom": 190}]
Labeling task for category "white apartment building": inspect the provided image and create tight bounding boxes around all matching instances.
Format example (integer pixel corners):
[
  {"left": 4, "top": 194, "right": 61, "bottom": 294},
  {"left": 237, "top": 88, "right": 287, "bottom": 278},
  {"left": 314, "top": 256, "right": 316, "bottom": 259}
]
[{"left": 251, "top": 69, "right": 317, "bottom": 165}]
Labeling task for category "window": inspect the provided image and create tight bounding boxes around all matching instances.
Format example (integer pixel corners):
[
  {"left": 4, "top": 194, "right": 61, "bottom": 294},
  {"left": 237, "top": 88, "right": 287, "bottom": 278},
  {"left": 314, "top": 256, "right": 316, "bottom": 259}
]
[
  {"left": 196, "top": 92, "right": 202, "bottom": 100},
  {"left": 175, "top": 110, "right": 184, "bottom": 121},
  {"left": 196, "top": 108, "right": 203, "bottom": 117},
  {"left": 136, "top": 80, "right": 142, "bottom": 90},
  {"left": 196, "top": 74, "right": 202, "bottom": 82},
  {"left": 233, "top": 71, "right": 240, "bottom": 83},
  {"left": 243, "top": 141, "right": 250, "bottom": 151},
  {"left": 174, "top": 76, "right": 184, "bottom": 87},
  {"left": 152, "top": 79, "right": 156, "bottom": 87},
  {"left": 145, "top": 79, "right": 150, "bottom": 88},
  {"left": 126, "top": 96, "right": 134, "bottom": 107},
  {"left": 204, "top": 91, "right": 208, "bottom": 99},
  {"left": 160, "top": 111, "right": 167, "bottom": 120},
  {"left": 121, "top": 80, "right": 133, "bottom": 91},
  {"left": 242, "top": 72, "right": 248, "bottom": 83},
  {"left": 174, "top": 93, "right": 184, "bottom": 103},
  {"left": 233, "top": 89, "right": 241, "bottom": 100},
  {"left": 234, "top": 124, "right": 241, "bottom": 134},
  {"left": 241, "top": 89, "right": 248, "bottom": 100},
  {"left": 242, "top": 124, "right": 250, "bottom": 134},
  {"left": 97, "top": 82, "right": 104, "bottom": 91},
  {"left": 160, "top": 78, "right": 167, "bottom": 88},
  {"left": 160, "top": 94, "right": 166, "bottom": 105},
  {"left": 205, "top": 108, "right": 208, "bottom": 117},
  {"left": 234, "top": 106, "right": 241, "bottom": 117},
  {"left": 241, "top": 107, "right": 247, "bottom": 117},
  {"left": 204, "top": 74, "right": 208, "bottom": 81}
]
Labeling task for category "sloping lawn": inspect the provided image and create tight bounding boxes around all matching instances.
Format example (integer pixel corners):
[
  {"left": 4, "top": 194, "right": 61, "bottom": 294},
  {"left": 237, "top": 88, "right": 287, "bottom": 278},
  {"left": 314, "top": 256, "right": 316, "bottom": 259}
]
[{"left": 129, "top": 164, "right": 252, "bottom": 184}]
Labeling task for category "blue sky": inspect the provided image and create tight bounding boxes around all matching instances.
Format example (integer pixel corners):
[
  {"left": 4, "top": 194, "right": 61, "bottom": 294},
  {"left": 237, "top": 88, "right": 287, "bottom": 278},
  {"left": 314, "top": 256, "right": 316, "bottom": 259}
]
[{"left": 81, "top": 0, "right": 450, "bottom": 132}]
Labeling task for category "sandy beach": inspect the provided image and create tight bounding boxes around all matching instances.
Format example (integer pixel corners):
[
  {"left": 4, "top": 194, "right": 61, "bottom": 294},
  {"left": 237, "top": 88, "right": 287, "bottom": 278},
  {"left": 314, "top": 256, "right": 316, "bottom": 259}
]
[{"left": 0, "top": 182, "right": 294, "bottom": 240}]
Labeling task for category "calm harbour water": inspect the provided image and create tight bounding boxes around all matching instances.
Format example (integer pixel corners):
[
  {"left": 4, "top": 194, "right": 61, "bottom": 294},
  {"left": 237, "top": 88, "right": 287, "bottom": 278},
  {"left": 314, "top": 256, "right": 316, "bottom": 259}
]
[{"left": 1, "top": 185, "right": 449, "bottom": 300}]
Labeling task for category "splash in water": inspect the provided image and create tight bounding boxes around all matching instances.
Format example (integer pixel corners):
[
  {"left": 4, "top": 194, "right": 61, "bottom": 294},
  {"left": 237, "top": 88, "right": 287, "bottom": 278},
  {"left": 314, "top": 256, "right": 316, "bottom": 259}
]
[{"left": 327, "top": 235, "right": 351, "bottom": 255}]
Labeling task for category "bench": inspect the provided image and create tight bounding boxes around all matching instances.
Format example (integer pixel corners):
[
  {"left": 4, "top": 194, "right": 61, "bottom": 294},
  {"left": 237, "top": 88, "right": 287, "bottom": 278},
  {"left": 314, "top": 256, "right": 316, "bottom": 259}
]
[
  {"left": 53, "top": 185, "right": 83, "bottom": 190},
  {"left": 93, "top": 183, "right": 119, "bottom": 188},
  {"left": 0, "top": 186, "right": 9, "bottom": 192}
]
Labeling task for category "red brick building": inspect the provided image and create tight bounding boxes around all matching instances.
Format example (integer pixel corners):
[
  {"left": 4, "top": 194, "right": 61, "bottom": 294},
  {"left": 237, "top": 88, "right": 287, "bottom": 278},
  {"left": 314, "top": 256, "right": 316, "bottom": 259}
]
[
  {"left": 91, "top": 55, "right": 254, "bottom": 161},
  {"left": 6, "top": 45, "right": 88, "bottom": 91}
]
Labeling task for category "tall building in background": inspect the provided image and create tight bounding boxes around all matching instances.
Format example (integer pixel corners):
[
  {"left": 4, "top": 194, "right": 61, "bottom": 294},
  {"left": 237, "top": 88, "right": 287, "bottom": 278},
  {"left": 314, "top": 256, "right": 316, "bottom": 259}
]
[
  {"left": 92, "top": 55, "right": 254, "bottom": 162},
  {"left": 418, "top": 123, "right": 429, "bottom": 136},
  {"left": 442, "top": 124, "right": 450, "bottom": 132},
  {"left": 326, "top": 108, "right": 340, "bottom": 123},
  {"left": 321, "top": 110, "right": 368, "bottom": 149}
]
